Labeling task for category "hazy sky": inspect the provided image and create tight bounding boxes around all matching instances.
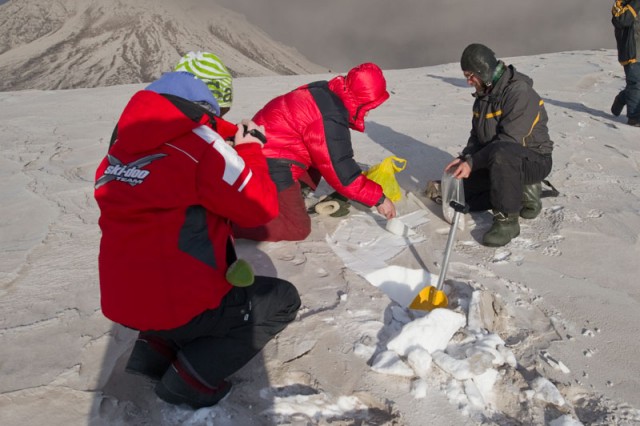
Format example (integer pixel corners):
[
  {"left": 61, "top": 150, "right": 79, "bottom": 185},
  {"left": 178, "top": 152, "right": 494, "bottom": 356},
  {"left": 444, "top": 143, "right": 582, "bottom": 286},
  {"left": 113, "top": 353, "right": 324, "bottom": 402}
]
[{"left": 216, "top": 0, "right": 615, "bottom": 72}]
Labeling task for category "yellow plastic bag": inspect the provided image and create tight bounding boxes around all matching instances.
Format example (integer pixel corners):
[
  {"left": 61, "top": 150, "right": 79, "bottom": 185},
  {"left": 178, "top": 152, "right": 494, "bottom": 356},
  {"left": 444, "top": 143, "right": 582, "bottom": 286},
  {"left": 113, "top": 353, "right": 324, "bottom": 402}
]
[{"left": 364, "top": 156, "right": 407, "bottom": 202}]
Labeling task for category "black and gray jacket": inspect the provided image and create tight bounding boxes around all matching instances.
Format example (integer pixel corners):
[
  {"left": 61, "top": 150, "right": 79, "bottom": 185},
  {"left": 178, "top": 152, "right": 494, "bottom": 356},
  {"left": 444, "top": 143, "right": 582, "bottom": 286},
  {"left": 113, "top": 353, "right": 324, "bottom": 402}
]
[
  {"left": 612, "top": 0, "right": 640, "bottom": 66},
  {"left": 461, "top": 64, "right": 553, "bottom": 171}
]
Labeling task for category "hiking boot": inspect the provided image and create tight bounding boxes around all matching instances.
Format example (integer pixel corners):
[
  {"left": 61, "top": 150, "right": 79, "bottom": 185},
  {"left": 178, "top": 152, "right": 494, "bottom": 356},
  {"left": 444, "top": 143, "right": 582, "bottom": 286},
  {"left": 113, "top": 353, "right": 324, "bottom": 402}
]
[
  {"left": 125, "top": 336, "right": 176, "bottom": 381},
  {"left": 611, "top": 92, "right": 625, "bottom": 117},
  {"left": 627, "top": 118, "right": 640, "bottom": 127},
  {"left": 425, "top": 180, "right": 442, "bottom": 204},
  {"left": 155, "top": 362, "right": 232, "bottom": 409},
  {"left": 482, "top": 211, "right": 520, "bottom": 247},
  {"left": 520, "top": 182, "right": 542, "bottom": 219}
]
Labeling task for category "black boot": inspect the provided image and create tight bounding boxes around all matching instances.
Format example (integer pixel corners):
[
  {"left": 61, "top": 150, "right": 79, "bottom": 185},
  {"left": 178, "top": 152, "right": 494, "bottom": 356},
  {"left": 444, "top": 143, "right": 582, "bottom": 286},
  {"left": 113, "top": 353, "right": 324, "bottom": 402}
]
[
  {"left": 155, "top": 361, "right": 232, "bottom": 409},
  {"left": 611, "top": 91, "right": 626, "bottom": 117},
  {"left": 483, "top": 211, "right": 520, "bottom": 247},
  {"left": 520, "top": 182, "right": 542, "bottom": 219},
  {"left": 627, "top": 118, "right": 640, "bottom": 127}
]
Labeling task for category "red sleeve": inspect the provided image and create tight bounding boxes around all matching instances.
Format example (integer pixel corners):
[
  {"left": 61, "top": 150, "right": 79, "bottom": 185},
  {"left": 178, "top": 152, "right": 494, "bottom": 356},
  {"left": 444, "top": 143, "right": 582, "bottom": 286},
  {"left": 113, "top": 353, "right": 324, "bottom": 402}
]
[
  {"left": 195, "top": 128, "right": 278, "bottom": 227},
  {"left": 212, "top": 116, "right": 239, "bottom": 140},
  {"left": 305, "top": 120, "right": 383, "bottom": 207}
]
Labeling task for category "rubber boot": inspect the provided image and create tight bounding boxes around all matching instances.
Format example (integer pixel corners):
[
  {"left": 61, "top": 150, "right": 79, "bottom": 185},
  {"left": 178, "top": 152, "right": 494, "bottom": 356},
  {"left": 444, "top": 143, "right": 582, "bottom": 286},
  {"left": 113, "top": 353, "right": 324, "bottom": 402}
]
[
  {"left": 520, "top": 182, "right": 542, "bottom": 219},
  {"left": 482, "top": 211, "right": 520, "bottom": 247},
  {"left": 627, "top": 118, "right": 640, "bottom": 127}
]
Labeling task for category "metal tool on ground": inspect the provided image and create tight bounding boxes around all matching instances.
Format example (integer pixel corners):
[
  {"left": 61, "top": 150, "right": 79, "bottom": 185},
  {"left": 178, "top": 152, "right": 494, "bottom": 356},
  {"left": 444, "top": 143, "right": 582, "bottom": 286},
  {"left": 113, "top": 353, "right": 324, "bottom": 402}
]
[{"left": 410, "top": 178, "right": 468, "bottom": 311}]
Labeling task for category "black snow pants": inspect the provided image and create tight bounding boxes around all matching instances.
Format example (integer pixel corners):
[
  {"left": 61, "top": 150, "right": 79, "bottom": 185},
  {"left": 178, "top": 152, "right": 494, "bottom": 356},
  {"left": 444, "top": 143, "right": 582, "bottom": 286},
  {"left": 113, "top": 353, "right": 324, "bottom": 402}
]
[
  {"left": 142, "top": 276, "right": 300, "bottom": 388},
  {"left": 463, "top": 142, "right": 552, "bottom": 214}
]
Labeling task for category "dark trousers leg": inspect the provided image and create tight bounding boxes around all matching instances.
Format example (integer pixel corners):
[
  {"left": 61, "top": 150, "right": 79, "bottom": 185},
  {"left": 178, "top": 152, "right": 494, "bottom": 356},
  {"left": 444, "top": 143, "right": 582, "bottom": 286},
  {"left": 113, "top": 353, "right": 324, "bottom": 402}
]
[
  {"left": 169, "top": 277, "right": 300, "bottom": 387},
  {"left": 463, "top": 169, "right": 492, "bottom": 212},
  {"left": 463, "top": 142, "right": 552, "bottom": 214},
  {"left": 624, "top": 62, "right": 640, "bottom": 120}
]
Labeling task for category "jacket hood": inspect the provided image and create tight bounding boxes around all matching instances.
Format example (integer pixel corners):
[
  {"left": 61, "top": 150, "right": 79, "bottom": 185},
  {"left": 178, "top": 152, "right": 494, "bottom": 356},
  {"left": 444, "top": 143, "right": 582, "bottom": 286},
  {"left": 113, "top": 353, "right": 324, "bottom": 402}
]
[
  {"left": 115, "top": 90, "right": 205, "bottom": 155},
  {"left": 328, "top": 63, "right": 389, "bottom": 132},
  {"left": 509, "top": 65, "right": 534, "bottom": 87}
]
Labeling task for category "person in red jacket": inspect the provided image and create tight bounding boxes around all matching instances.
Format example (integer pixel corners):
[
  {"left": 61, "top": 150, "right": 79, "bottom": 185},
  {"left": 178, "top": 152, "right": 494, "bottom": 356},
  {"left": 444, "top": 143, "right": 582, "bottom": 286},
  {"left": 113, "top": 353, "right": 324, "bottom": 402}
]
[
  {"left": 233, "top": 63, "right": 397, "bottom": 242},
  {"left": 94, "top": 71, "right": 300, "bottom": 408}
]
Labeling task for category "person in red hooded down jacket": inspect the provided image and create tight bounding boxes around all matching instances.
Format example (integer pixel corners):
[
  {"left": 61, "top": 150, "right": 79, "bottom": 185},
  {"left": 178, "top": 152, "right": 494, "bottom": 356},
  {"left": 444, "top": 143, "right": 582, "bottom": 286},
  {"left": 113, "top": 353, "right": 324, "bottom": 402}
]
[
  {"left": 233, "top": 62, "right": 397, "bottom": 242},
  {"left": 94, "top": 71, "right": 300, "bottom": 409}
]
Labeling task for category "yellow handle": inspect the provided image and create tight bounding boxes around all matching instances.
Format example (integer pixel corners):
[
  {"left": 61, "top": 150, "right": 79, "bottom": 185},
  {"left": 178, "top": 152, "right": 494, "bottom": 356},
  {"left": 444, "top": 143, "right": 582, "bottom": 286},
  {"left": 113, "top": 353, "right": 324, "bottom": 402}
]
[{"left": 388, "top": 156, "right": 407, "bottom": 172}]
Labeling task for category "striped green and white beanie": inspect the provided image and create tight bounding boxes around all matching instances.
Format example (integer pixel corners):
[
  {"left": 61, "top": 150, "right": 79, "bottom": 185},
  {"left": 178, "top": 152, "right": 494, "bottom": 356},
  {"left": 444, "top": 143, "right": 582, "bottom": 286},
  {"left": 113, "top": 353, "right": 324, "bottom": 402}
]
[{"left": 175, "top": 51, "right": 233, "bottom": 108}]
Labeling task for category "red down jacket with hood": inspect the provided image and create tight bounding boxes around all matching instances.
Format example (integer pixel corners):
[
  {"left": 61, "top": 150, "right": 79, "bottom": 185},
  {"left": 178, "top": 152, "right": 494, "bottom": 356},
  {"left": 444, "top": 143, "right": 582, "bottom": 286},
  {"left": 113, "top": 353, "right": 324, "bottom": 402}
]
[
  {"left": 254, "top": 63, "right": 390, "bottom": 207},
  {"left": 94, "top": 90, "right": 278, "bottom": 331}
]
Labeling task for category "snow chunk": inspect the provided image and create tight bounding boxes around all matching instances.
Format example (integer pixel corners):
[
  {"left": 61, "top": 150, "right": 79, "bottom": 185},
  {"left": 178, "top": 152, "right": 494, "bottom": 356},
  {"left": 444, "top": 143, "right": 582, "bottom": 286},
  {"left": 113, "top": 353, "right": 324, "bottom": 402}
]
[
  {"left": 410, "top": 378, "right": 429, "bottom": 399},
  {"left": 407, "top": 347, "right": 433, "bottom": 377},
  {"left": 371, "top": 350, "right": 414, "bottom": 377},
  {"left": 549, "top": 414, "right": 584, "bottom": 426},
  {"left": 387, "top": 309, "right": 466, "bottom": 356},
  {"left": 532, "top": 377, "right": 565, "bottom": 407},
  {"left": 432, "top": 350, "right": 495, "bottom": 381}
]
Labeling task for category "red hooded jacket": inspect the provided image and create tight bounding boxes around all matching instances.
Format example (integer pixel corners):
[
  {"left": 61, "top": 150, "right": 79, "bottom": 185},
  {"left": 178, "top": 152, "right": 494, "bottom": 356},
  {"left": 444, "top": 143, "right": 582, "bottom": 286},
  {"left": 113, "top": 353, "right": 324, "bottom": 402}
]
[
  {"left": 94, "top": 91, "right": 278, "bottom": 331},
  {"left": 255, "top": 63, "right": 390, "bottom": 206}
]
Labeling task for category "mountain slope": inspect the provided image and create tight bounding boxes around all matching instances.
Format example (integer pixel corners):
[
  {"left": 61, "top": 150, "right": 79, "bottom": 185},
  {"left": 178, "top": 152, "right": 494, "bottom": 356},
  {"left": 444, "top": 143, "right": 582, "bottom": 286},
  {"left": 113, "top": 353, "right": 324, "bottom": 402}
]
[{"left": 0, "top": 0, "right": 327, "bottom": 91}]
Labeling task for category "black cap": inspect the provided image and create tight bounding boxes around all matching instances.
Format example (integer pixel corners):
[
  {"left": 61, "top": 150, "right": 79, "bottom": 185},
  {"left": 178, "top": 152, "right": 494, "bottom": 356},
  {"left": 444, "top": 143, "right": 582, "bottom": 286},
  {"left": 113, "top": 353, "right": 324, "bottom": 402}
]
[{"left": 460, "top": 43, "right": 498, "bottom": 84}]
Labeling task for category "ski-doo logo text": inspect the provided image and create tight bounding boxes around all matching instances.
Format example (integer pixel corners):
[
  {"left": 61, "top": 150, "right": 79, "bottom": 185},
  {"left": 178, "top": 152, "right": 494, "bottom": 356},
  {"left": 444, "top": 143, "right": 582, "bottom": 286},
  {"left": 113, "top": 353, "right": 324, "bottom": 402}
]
[
  {"left": 105, "top": 164, "right": 150, "bottom": 181},
  {"left": 95, "top": 153, "right": 167, "bottom": 189}
]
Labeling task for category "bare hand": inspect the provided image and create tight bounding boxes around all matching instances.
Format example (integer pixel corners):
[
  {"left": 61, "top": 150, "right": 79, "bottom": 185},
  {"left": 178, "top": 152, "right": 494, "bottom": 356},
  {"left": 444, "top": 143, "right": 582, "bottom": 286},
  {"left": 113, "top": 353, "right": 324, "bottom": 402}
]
[
  {"left": 444, "top": 158, "right": 471, "bottom": 179},
  {"left": 376, "top": 197, "right": 397, "bottom": 219},
  {"left": 444, "top": 158, "right": 462, "bottom": 173}
]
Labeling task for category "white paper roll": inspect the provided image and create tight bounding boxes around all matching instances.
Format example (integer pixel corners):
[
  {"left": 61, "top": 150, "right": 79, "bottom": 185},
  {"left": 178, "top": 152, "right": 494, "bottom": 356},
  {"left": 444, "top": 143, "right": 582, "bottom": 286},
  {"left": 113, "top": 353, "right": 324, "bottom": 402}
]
[
  {"left": 315, "top": 200, "right": 340, "bottom": 215},
  {"left": 386, "top": 217, "right": 409, "bottom": 236}
]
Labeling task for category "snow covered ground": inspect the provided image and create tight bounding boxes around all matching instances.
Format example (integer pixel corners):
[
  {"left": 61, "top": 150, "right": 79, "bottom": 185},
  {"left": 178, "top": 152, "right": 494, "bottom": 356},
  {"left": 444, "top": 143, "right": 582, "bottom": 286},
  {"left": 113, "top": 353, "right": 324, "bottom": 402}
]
[{"left": 1, "top": 49, "right": 639, "bottom": 425}]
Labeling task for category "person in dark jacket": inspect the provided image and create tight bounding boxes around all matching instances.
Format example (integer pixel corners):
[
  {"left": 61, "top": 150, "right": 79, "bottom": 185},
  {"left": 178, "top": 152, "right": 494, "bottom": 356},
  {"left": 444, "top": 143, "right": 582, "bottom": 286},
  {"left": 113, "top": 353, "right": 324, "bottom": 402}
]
[
  {"left": 233, "top": 63, "right": 397, "bottom": 242},
  {"left": 611, "top": 0, "right": 640, "bottom": 126},
  {"left": 445, "top": 43, "right": 554, "bottom": 247},
  {"left": 95, "top": 71, "right": 300, "bottom": 408}
]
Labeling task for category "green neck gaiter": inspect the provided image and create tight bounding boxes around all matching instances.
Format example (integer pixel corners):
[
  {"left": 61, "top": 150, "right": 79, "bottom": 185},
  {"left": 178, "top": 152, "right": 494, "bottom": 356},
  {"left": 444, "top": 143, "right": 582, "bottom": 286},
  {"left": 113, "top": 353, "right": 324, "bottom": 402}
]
[{"left": 490, "top": 61, "right": 506, "bottom": 87}]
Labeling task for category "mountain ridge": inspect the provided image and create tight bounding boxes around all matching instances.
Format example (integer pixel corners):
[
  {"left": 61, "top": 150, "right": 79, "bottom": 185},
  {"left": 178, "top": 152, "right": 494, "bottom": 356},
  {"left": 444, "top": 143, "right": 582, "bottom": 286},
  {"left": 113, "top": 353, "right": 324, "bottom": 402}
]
[{"left": 0, "top": 0, "right": 327, "bottom": 91}]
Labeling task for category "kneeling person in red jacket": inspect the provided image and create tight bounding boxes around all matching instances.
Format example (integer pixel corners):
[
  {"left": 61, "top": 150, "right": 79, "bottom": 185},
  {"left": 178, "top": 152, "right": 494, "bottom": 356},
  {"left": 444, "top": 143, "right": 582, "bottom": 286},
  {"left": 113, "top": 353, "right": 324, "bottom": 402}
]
[
  {"left": 94, "top": 71, "right": 300, "bottom": 408},
  {"left": 233, "top": 62, "right": 397, "bottom": 242}
]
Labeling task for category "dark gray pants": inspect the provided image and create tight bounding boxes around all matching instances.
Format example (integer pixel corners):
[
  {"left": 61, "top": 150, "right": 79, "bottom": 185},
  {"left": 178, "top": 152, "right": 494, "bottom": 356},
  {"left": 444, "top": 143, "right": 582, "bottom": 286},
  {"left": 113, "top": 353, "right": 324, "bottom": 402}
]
[
  {"left": 464, "top": 142, "right": 552, "bottom": 214},
  {"left": 624, "top": 62, "right": 640, "bottom": 120},
  {"left": 142, "top": 276, "right": 300, "bottom": 388}
]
